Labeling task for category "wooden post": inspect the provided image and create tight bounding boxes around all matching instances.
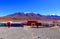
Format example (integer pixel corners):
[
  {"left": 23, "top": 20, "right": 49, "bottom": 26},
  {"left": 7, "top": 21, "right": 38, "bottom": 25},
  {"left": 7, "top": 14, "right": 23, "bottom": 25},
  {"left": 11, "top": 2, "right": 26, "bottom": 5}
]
[{"left": 52, "top": 20, "right": 56, "bottom": 27}]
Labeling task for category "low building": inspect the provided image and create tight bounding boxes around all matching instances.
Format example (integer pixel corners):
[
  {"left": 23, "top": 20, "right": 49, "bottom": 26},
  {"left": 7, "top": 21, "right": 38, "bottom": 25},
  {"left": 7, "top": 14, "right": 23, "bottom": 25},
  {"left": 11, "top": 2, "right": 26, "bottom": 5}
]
[{"left": 27, "top": 20, "right": 38, "bottom": 26}]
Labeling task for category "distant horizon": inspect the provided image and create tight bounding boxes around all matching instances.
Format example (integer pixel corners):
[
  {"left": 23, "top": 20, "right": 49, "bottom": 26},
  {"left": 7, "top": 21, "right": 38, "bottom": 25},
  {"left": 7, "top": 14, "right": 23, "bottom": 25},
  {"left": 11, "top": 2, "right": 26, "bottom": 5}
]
[{"left": 0, "top": 12, "right": 60, "bottom": 17}]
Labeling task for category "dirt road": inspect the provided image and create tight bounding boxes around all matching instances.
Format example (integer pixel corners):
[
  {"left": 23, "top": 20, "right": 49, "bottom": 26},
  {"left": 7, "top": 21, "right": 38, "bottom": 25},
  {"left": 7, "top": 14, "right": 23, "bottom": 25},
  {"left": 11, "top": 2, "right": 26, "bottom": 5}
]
[{"left": 0, "top": 27, "right": 60, "bottom": 39}]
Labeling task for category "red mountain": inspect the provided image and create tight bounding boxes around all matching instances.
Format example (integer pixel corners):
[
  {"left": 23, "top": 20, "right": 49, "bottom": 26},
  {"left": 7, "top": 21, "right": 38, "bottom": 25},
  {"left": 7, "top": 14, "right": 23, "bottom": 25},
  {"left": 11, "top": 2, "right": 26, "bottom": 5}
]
[{"left": 0, "top": 12, "right": 60, "bottom": 22}]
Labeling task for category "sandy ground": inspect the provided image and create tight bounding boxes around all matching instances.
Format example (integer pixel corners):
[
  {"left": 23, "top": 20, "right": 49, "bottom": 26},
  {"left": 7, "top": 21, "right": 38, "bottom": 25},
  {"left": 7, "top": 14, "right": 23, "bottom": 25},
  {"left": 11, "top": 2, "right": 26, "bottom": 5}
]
[{"left": 0, "top": 26, "right": 60, "bottom": 39}]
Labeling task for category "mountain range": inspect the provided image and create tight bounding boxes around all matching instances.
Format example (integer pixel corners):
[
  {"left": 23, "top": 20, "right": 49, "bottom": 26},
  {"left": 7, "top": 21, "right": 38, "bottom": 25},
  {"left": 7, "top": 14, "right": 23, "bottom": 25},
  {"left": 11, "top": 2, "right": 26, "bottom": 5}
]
[{"left": 0, "top": 12, "right": 60, "bottom": 21}]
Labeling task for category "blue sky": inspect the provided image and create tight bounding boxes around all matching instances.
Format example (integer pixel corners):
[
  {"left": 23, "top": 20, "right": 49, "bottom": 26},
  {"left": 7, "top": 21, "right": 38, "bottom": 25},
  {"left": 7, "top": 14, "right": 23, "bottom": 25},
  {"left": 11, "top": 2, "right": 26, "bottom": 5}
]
[{"left": 0, "top": 0, "right": 60, "bottom": 16}]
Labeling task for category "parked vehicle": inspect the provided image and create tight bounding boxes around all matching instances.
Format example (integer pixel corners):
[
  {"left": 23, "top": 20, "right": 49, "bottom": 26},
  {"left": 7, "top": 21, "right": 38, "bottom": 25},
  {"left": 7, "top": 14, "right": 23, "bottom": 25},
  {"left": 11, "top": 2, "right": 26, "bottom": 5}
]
[
  {"left": 57, "top": 22, "right": 60, "bottom": 26},
  {"left": 42, "top": 23, "right": 52, "bottom": 27},
  {"left": 11, "top": 23, "right": 24, "bottom": 27},
  {"left": 0, "top": 23, "right": 6, "bottom": 27}
]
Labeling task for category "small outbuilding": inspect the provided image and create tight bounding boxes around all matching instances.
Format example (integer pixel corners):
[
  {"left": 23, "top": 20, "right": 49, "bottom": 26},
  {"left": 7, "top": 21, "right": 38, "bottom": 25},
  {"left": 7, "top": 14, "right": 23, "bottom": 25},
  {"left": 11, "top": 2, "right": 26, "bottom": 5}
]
[
  {"left": 27, "top": 20, "right": 38, "bottom": 26},
  {"left": 6, "top": 22, "right": 11, "bottom": 27}
]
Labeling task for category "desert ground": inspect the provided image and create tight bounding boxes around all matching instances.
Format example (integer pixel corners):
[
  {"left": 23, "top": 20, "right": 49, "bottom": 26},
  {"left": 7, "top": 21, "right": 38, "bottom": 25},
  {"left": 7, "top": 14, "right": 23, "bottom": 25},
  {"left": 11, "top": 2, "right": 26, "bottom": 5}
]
[{"left": 0, "top": 26, "right": 59, "bottom": 39}]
